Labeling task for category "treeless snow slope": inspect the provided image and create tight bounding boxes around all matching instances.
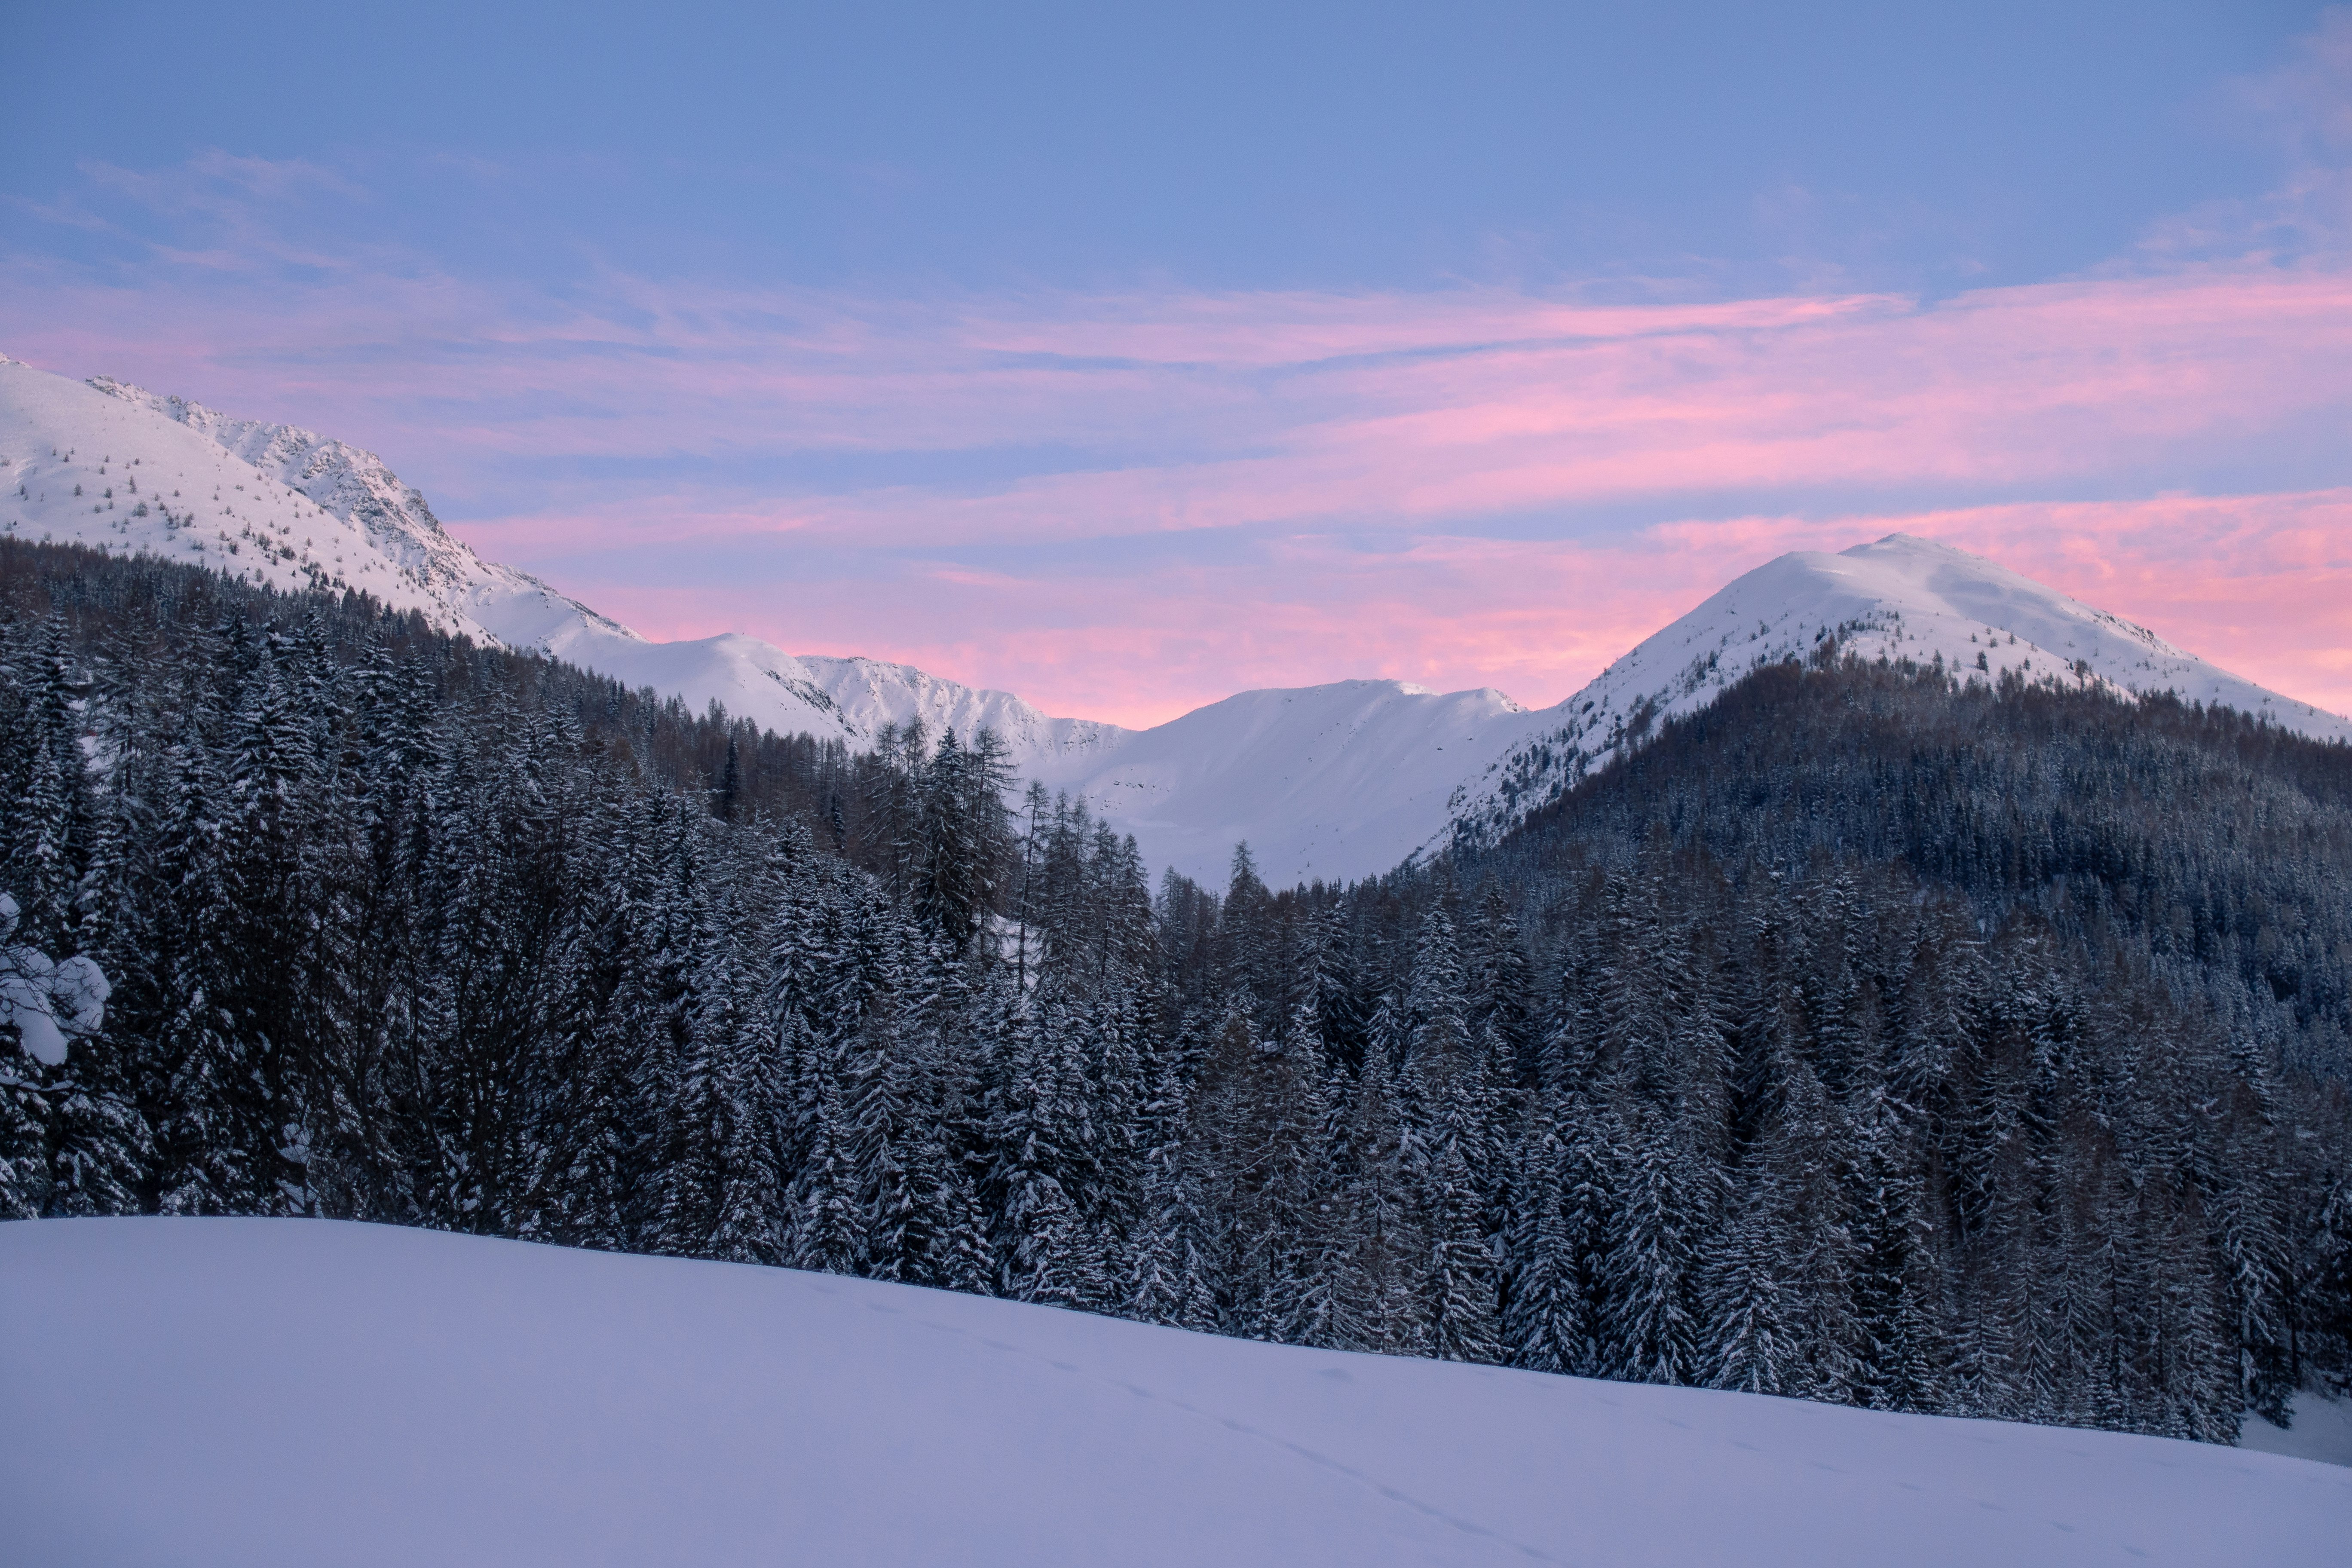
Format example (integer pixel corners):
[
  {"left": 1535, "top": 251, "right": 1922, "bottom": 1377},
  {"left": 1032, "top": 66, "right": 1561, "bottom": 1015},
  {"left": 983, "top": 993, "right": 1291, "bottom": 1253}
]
[
  {"left": 3, "top": 1220, "right": 2344, "bottom": 1568},
  {"left": 2245, "top": 1392, "right": 2352, "bottom": 1468},
  {"left": 1035, "top": 680, "right": 1547, "bottom": 887}
]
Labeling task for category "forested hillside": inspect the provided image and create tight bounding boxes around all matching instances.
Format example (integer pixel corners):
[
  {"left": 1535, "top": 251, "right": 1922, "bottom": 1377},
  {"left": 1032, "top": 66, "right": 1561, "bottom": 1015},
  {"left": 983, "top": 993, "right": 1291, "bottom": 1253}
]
[{"left": 3, "top": 541, "right": 2348, "bottom": 1450}]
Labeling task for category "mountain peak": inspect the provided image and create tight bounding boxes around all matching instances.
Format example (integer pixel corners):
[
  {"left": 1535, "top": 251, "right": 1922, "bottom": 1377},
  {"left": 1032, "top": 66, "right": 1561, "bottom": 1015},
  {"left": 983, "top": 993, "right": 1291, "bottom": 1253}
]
[{"left": 1446, "top": 530, "right": 2351, "bottom": 852}]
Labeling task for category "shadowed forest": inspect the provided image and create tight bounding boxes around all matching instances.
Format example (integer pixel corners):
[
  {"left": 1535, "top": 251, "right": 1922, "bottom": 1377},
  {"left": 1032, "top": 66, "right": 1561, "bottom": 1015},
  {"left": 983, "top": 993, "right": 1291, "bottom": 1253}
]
[{"left": 5, "top": 540, "right": 2349, "bottom": 1446}]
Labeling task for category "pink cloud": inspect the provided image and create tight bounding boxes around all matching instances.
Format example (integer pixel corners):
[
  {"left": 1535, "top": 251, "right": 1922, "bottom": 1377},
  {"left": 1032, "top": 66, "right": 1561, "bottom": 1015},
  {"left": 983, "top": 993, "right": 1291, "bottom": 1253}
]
[
  {"left": 6, "top": 200, "right": 2351, "bottom": 729},
  {"left": 547, "top": 489, "right": 2352, "bottom": 730}
]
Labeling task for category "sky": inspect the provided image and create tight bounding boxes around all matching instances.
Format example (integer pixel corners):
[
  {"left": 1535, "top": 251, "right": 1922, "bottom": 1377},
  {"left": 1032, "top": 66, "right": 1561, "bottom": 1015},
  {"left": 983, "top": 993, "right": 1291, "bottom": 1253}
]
[{"left": 4, "top": 1, "right": 2349, "bottom": 727}]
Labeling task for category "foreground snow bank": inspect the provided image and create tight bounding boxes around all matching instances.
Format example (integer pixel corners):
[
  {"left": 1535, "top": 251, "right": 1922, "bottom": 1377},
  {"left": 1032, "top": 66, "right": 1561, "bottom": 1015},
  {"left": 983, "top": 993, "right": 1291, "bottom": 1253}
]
[{"left": 3, "top": 1221, "right": 2345, "bottom": 1567}]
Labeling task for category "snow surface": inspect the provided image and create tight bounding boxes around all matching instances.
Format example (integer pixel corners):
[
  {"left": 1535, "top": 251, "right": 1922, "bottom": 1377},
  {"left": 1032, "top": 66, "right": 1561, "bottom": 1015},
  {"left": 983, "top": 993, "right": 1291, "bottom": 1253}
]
[
  {"left": 1446, "top": 534, "right": 2352, "bottom": 852},
  {"left": 2, "top": 1219, "right": 2344, "bottom": 1568},
  {"left": 1032, "top": 680, "right": 1542, "bottom": 887},
  {"left": 9, "top": 354, "right": 2346, "bottom": 888},
  {"left": 2245, "top": 1392, "right": 2352, "bottom": 1470}
]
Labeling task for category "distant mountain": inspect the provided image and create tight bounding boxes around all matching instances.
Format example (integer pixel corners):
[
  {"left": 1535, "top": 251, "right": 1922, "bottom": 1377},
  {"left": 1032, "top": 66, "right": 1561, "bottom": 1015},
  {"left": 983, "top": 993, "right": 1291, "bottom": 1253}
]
[
  {"left": 7, "top": 353, "right": 2345, "bottom": 887},
  {"left": 0, "top": 353, "right": 1123, "bottom": 769},
  {"left": 1034, "top": 680, "right": 1540, "bottom": 888},
  {"left": 0, "top": 355, "right": 1549, "bottom": 883},
  {"left": 1445, "top": 533, "right": 2352, "bottom": 853}
]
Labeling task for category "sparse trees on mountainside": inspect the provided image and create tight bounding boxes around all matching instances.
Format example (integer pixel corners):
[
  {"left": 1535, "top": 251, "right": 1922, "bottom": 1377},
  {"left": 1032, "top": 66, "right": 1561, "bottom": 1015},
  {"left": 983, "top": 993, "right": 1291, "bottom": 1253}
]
[{"left": 4, "top": 538, "right": 2351, "bottom": 1450}]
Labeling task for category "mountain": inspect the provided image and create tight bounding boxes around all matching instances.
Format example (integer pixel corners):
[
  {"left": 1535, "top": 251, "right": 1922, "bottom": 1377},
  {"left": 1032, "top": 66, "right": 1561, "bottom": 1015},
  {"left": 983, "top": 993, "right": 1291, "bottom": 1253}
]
[
  {"left": 0, "top": 354, "right": 1547, "bottom": 883},
  {"left": 1031, "top": 680, "right": 1541, "bottom": 887},
  {"left": 0, "top": 355, "right": 1116, "bottom": 769},
  {"left": 1, "top": 353, "right": 558, "bottom": 638},
  {"left": 1445, "top": 533, "right": 2352, "bottom": 852},
  {"left": 8, "top": 353, "right": 2347, "bottom": 888},
  {"left": 7, "top": 1219, "right": 2343, "bottom": 1568}
]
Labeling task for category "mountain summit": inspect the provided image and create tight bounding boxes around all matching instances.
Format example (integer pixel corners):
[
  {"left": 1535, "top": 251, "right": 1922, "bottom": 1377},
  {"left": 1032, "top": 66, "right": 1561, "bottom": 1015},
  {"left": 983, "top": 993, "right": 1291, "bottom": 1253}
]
[
  {"left": 0, "top": 355, "right": 1124, "bottom": 765},
  {"left": 1445, "top": 533, "right": 2352, "bottom": 853}
]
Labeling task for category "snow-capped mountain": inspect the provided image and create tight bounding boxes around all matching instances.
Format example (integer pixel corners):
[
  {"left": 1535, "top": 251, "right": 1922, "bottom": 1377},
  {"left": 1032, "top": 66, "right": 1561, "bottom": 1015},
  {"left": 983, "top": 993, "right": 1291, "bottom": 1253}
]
[
  {"left": 1442, "top": 533, "right": 2352, "bottom": 853},
  {"left": 0, "top": 354, "right": 1546, "bottom": 884},
  {"left": 9, "top": 353, "right": 2348, "bottom": 889},
  {"left": 0, "top": 354, "right": 1125, "bottom": 768},
  {"left": 1032, "top": 681, "right": 1543, "bottom": 888},
  {"left": 1, "top": 354, "right": 552, "bottom": 637}
]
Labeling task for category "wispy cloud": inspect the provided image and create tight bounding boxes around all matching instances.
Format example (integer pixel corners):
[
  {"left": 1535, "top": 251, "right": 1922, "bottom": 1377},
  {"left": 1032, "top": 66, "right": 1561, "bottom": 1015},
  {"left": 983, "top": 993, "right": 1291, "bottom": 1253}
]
[{"left": 4, "top": 22, "right": 2350, "bottom": 728}]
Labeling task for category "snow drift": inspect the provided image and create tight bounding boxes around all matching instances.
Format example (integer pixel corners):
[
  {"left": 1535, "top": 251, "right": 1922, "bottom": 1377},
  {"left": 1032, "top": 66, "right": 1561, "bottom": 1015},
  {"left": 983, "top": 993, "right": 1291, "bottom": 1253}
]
[{"left": 2, "top": 1219, "right": 2344, "bottom": 1567}]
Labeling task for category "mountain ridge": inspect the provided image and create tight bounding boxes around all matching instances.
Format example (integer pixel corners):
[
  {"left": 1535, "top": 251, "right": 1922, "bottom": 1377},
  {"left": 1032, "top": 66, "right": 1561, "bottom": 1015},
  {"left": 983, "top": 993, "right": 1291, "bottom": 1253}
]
[
  {"left": 1442, "top": 533, "right": 2352, "bottom": 854},
  {"left": 6, "top": 352, "right": 2344, "bottom": 887}
]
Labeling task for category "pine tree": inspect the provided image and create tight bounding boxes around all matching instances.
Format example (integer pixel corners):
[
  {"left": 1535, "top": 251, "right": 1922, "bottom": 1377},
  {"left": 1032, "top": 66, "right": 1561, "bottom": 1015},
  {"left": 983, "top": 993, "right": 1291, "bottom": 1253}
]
[
  {"left": 785, "top": 1040, "right": 862, "bottom": 1275},
  {"left": 990, "top": 995, "right": 1099, "bottom": 1306},
  {"left": 1603, "top": 1104, "right": 1703, "bottom": 1385},
  {"left": 1503, "top": 1100, "right": 1586, "bottom": 1374},
  {"left": 1426, "top": 1135, "right": 1505, "bottom": 1363},
  {"left": 1129, "top": 1156, "right": 1221, "bottom": 1332},
  {"left": 847, "top": 1004, "right": 921, "bottom": 1282},
  {"left": 1703, "top": 1158, "right": 1799, "bottom": 1394},
  {"left": 1327, "top": 1054, "right": 1427, "bottom": 1353}
]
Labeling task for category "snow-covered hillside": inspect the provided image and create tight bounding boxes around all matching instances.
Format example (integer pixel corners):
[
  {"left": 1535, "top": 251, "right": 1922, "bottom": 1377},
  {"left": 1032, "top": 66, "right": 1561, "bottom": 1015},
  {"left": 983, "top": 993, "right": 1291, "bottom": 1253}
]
[
  {"left": 0, "top": 353, "right": 562, "bottom": 636},
  {"left": 0, "top": 354, "right": 1124, "bottom": 767},
  {"left": 1035, "top": 680, "right": 1547, "bottom": 887},
  {"left": 2, "top": 1219, "right": 2341, "bottom": 1568},
  {"left": 1446, "top": 534, "right": 2352, "bottom": 851}
]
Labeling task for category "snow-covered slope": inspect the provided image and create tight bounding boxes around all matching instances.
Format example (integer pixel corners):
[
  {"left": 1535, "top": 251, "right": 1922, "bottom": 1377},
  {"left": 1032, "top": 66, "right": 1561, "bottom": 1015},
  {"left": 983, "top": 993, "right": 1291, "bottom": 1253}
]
[
  {"left": 1035, "top": 680, "right": 1547, "bottom": 886},
  {"left": 1446, "top": 534, "right": 2352, "bottom": 851},
  {"left": 0, "top": 353, "right": 567, "bottom": 637},
  {"left": 0, "top": 355, "right": 1124, "bottom": 767},
  {"left": 2, "top": 1219, "right": 2341, "bottom": 1568}
]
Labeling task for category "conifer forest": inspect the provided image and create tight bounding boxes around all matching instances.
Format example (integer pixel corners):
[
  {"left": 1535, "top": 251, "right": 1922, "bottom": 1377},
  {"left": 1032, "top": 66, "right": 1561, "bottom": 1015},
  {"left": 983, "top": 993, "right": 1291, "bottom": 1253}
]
[{"left": 6, "top": 540, "right": 2350, "bottom": 1446}]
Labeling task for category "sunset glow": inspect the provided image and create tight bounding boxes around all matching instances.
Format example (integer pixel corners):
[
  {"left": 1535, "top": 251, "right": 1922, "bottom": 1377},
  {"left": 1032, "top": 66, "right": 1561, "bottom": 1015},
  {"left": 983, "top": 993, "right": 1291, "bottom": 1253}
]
[{"left": 6, "top": 6, "right": 2348, "bottom": 728}]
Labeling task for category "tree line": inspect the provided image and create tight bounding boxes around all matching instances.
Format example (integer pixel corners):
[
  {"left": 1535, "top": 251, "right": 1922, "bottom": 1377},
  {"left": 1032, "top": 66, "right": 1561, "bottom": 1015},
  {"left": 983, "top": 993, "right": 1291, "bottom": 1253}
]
[{"left": 3, "top": 540, "right": 2348, "bottom": 1447}]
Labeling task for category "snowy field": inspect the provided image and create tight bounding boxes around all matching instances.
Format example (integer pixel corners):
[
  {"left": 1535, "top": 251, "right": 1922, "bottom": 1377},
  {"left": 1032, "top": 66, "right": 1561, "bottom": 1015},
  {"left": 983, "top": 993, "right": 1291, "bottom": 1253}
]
[{"left": 3, "top": 1220, "right": 2346, "bottom": 1566}]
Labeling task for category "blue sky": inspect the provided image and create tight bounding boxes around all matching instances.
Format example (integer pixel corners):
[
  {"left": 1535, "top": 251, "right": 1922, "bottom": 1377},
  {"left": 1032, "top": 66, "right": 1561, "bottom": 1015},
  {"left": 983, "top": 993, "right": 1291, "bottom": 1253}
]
[
  {"left": 10, "top": 2, "right": 2322, "bottom": 293},
  {"left": 6, "top": 3, "right": 2349, "bottom": 722}
]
